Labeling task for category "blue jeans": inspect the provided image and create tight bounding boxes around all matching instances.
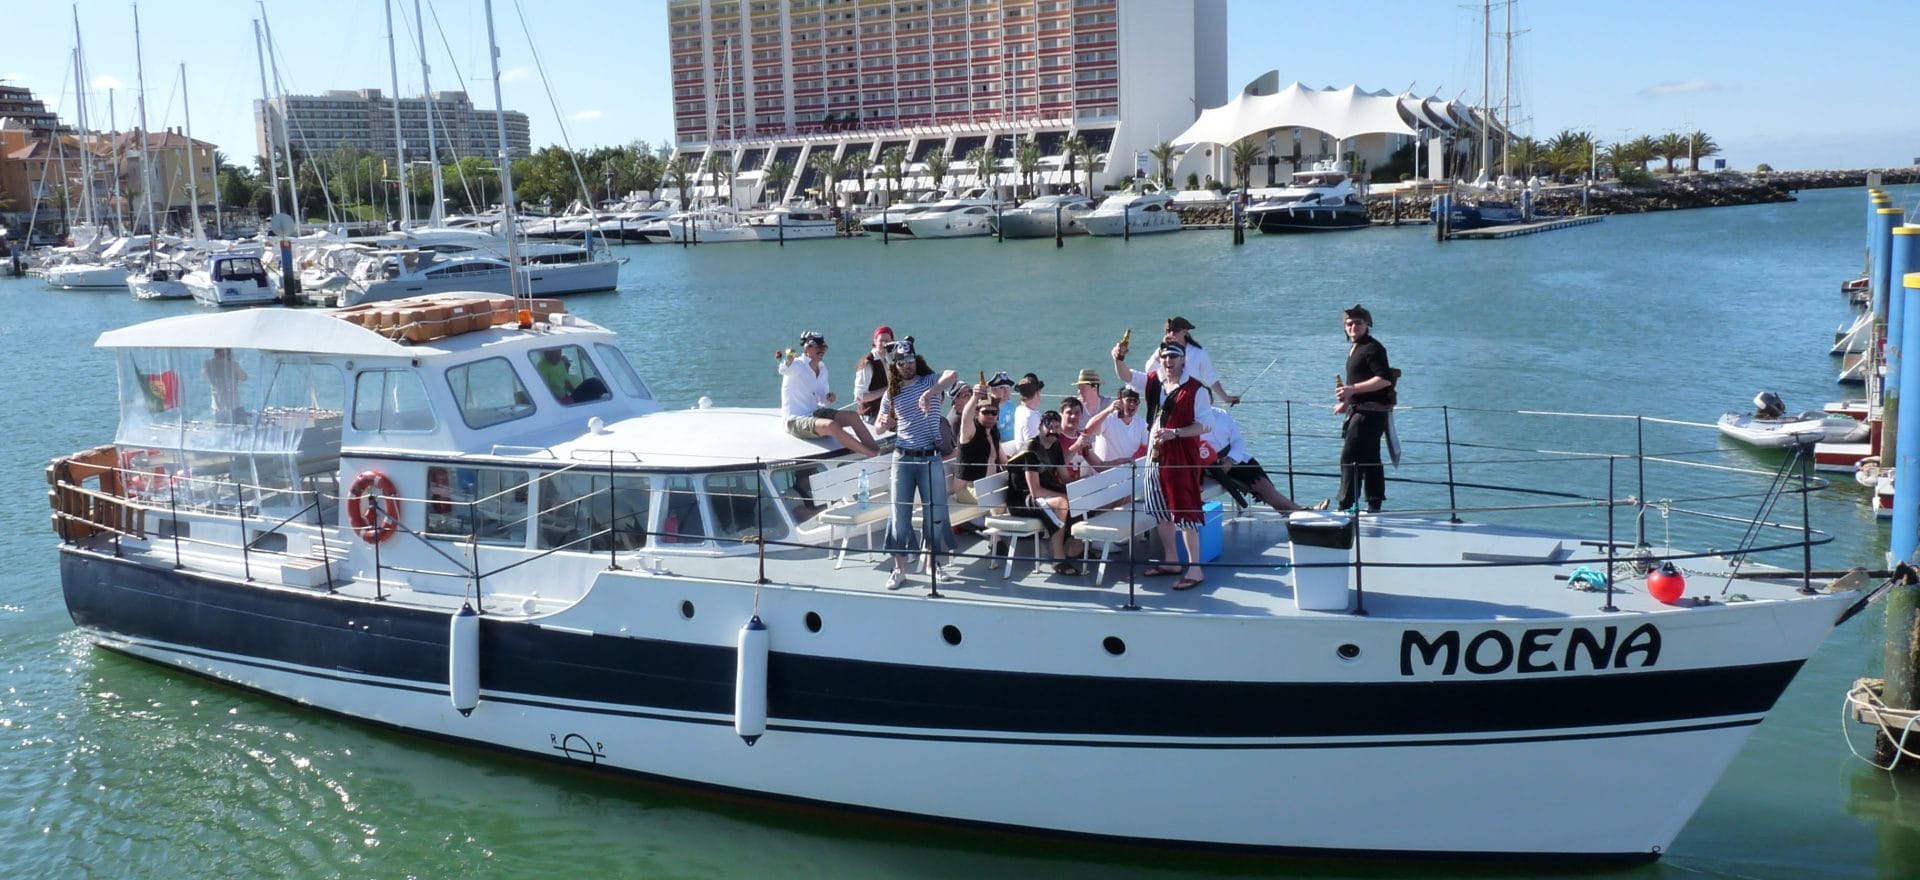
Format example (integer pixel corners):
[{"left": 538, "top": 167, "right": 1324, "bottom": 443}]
[{"left": 886, "top": 453, "right": 954, "bottom": 560}]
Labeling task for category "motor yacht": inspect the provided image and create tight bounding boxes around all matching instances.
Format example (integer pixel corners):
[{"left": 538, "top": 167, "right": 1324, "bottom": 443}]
[
  {"left": 1083, "top": 186, "right": 1182, "bottom": 237},
  {"left": 1247, "top": 161, "right": 1371, "bottom": 233},
  {"left": 993, "top": 194, "right": 1096, "bottom": 239}
]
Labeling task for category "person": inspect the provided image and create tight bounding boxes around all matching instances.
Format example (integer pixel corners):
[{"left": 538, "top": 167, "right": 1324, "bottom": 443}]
[
  {"left": 1057, "top": 396, "right": 1092, "bottom": 479},
  {"left": 778, "top": 330, "right": 879, "bottom": 458},
  {"left": 1334, "top": 304, "right": 1395, "bottom": 513},
  {"left": 536, "top": 348, "right": 575, "bottom": 399},
  {"left": 1205, "top": 405, "right": 1317, "bottom": 514},
  {"left": 1077, "top": 385, "right": 1148, "bottom": 471},
  {"left": 206, "top": 348, "right": 248, "bottom": 422},
  {"left": 853, "top": 325, "right": 895, "bottom": 423},
  {"left": 1071, "top": 368, "right": 1109, "bottom": 414},
  {"left": 874, "top": 337, "right": 960, "bottom": 589},
  {"left": 1143, "top": 316, "right": 1241, "bottom": 406},
  {"left": 1142, "top": 342, "right": 1213, "bottom": 591},
  {"left": 952, "top": 382, "right": 1004, "bottom": 504},
  {"left": 1008, "top": 372, "right": 1046, "bottom": 451},
  {"left": 1006, "top": 409, "right": 1082, "bottom": 575}
]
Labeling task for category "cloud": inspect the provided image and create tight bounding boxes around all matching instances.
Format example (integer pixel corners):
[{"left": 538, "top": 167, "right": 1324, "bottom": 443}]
[
  {"left": 92, "top": 74, "right": 124, "bottom": 90},
  {"left": 1638, "top": 79, "right": 1718, "bottom": 97},
  {"left": 568, "top": 109, "right": 603, "bottom": 122},
  {"left": 499, "top": 66, "right": 532, "bottom": 83}
]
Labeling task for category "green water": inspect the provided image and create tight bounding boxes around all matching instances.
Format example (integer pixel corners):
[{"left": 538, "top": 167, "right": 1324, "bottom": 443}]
[{"left": 3, "top": 186, "right": 1919, "bottom": 878}]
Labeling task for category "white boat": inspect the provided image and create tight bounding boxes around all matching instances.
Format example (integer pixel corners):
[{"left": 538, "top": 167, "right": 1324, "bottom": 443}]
[
  {"left": 664, "top": 207, "right": 759, "bottom": 244},
  {"left": 903, "top": 203, "right": 997, "bottom": 239},
  {"left": 48, "top": 297, "right": 1879, "bottom": 862},
  {"left": 748, "top": 202, "right": 839, "bottom": 241},
  {"left": 1083, "top": 186, "right": 1182, "bottom": 237},
  {"left": 186, "top": 250, "right": 279, "bottom": 307},
  {"left": 337, "top": 248, "right": 621, "bottom": 306},
  {"left": 993, "top": 194, "right": 1096, "bottom": 239},
  {"left": 44, "top": 235, "right": 167, "bottom": 289},
  {"left": 1718, "top": 392, "right": 1867, "bottom": 448},
  {"left": 860, "top": 187, "right": 998, "bottom": 236},
  {"left": 1246, "top": 161, "right": 1370, "bottom": 233},
  {"left": 125, "top": 251, "right": 196, "bottom": 300}
]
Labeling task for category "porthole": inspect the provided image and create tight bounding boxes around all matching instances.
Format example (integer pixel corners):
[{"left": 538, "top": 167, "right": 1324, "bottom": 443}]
[
  {"left": 1336, "top": 643, "right": 1361, "bottom": 662},
  {"left": 941, "top": 624, "right": 962, "bottom": 646},
  {"left": 680, "top": 600, "right": 695, "bottom": 619},
  {"left": 1102, "top": 636, "right": 1126, "bottom": 656},
  {"left": 804, "top": 611, "right": 822, "bottom": 633}
]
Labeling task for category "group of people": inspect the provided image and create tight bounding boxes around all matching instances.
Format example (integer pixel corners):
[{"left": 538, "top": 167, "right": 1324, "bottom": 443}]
[{"left": 773, "top": 309, "right": 1397, "bottom": 591}]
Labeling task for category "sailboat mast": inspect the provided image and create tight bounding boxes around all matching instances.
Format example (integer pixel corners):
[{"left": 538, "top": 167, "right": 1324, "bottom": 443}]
[
  {"left": 385, "top": 0, "right": 411, "bottom": 228},
  {"left": 252, "top": 19, "right": 284, "bottom": 220},
  {"left": 107, "top": 89, "right": 123, "bottom": 233},
  {"left": 1478, "top": 0, "right": 1490, "bottom": 183},
  {"left": 482, "top": 0, "right": 522, "bottom": 303},
  {"left": 180, "top": 64, "right": 205, "bottom": 241},
  {"left": 1501, "top": 0, "right": 1512, "bottom": 182},
  {"left": 70, "top": 12, "right": 97, "bottom": 229},
  {"left": 259, "top": 6, "right": 305, "bottom": 231},
  {"left": 132, "top": 2, "right": 157, "bottom": 238},
  {"left": 416, "top": 0, "right": 446, "bottom": 227}
]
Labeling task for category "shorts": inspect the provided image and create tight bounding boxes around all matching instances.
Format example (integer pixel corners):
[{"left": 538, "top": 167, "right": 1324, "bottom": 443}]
[
  {"left": 784, "top": 407, "right": 839, "bottom": 439},
  {"left": 1225, "top": 457, "right": 1271, "bottom": 488}
]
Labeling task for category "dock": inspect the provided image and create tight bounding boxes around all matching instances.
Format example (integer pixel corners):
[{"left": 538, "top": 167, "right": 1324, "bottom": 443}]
[{"left": 1449, "top": 215, "right": 1605, "bottom": 240}]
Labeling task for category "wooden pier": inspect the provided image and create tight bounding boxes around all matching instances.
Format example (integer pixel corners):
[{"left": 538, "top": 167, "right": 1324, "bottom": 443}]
[{"left": 1449, "top": 215, "right": 1605, "bottom": 240}]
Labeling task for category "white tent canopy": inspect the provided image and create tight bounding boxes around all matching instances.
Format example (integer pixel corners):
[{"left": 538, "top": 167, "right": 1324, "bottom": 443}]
[{"left": 1173, "top": 72, "right": 1494, "bottom": 149}]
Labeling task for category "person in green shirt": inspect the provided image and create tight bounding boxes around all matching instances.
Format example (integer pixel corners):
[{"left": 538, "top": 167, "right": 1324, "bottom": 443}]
[{"left": 536, "top": 349, "right": 575, "bottom": 401}]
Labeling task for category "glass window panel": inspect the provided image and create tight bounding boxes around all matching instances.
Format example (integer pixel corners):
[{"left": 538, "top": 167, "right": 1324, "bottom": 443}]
[
  {"left": 425, "top": 466, "right": 530, "bottom": 545},
  {"left": 536, "top": 471, "right": 653, "bottom": 552},
  {"left": 446, "top": 357, "right": 534, "bottom": 428},
  {"left": 528, "top": 345, "right": 612, "bottom": 406}
]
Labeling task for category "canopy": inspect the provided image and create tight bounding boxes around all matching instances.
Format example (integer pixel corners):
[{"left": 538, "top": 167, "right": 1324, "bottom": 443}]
[
  {"left": 1174, "top": 73, "right": 1469, "bottom": 149},
  {"left": 96, "top": 307, "right": 412, "bottom": 359}
]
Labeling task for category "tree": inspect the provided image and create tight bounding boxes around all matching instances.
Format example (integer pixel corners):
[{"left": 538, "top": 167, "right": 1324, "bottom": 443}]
[
  {"left": 965, "top": 145, "right": 997, "bottom": 191},
  {"left": 808, "top": 149, "right": 841, "bottom": 211},
  {"left": 1686, "top": 130, "right": 1720, "bottom": 172},
  {"left": 1228, "top": 138, "right": 1264, "bottom": 191},
  {"left": 664, "top": 156, "right": 692, "bottom": 209},
  {"left": 443, "top": 156, "right": 499, "bottom": 212},
  {"left": 1625, "top": 135, "right": 1659, "bottom": 173},
  {"left": 1149, "top": 140, "right": 1177, "bottom": 188},
  {"left": 1013, "top": 135, "right": 1040, "bottom": 198},
  {"left": 632, "top": 149, "right": 664, "bottom": 195},
  {"left": 1505, "top": 136, "right": 1542, "bottom": 179},
  {"left": 880, "top": 146, "right": 907, "bottom": 204},
  {"left": 763, "top": 159, "right": 793, "bottom": 204},
  {"left": 1544, "top": 129, "right": 1595, "bottom": 179},
  {"left": 1655, "top": 132, "right": 1688, "bottom": 174},
  {"left": 924, "top": 148, "right": 950, "bottom": 189},
  {"left": 704, "top": 151, "right": 734, "bottom": 206}
]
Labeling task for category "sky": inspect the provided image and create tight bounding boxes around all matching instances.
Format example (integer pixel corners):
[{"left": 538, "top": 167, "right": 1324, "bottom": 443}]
[{"left": 4, "top": 0, "right": 1916, "bottom": 172}]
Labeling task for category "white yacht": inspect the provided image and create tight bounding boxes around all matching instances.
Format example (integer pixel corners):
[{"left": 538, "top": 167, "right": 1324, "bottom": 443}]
[
  {"left": 337, "top": 247, "right": 621, "bottom": 306},
  {"left": 664, "top": 206, "right": 760, "bottom": 244},
  {"left": 859, "top": 187, "right": 998, "bottom": 236},
  {"left": 125, "top": 249, "right": 197, "bottom": 300},
  {"left": 749, "top": 202, "right": 839, "bottom": 241},
  {"left": 48, "top": 296, "right": 1879, "bottom": 862},
  {"left": 1246, "top": 161, "right": 1370, "bottom": 233},
  {"left": 45, "top": 235, "right": 167, "bottom": 290},
  {"left": 186, "top": 250, "right": 279, "bottom": 307},
  {"left": 904, "top": 204, "right": 998, "bottom": 239},
  {"left": 993, "top": 194, "right": 1097, "bottom": 239},
  {"left": 1083, "top": 186, "right": 1182, "bottom": 237}
]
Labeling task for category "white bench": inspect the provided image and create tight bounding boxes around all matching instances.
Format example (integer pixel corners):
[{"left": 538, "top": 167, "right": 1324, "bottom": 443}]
[
  {"left": 811, "top": 457, "right": 892, "bottom": 567},
  {"left": 1069, "top": 465, "right": 1154, "bottom": 582},
  {"left": 977, "top": 470, "right": 1047, "bottom": 578}
]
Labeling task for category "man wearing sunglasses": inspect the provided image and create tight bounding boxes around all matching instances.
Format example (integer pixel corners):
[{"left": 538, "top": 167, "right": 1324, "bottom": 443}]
[{"left": 778, "top": 331, "right": 879, "bottom": 458}]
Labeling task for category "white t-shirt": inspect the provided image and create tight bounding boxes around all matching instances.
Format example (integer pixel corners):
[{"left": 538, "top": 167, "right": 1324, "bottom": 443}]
[
  {"left": 1092, "top": 410, "right": 1150, "bottom": 466},
  {"left": 1208, "top": 406, "right": 1248, "bottom": 462},
  {"left": 777, "top": 357, "right": 832, "bottom": 420},
  {"left": 1009, "top": 400, "right": 1043, "bottom": 450},
  {"left": 1145, "top": 343, "right": 1218, "bottom": 388}
]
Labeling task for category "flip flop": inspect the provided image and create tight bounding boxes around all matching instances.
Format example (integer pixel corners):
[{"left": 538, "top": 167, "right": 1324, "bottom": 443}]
[
  {"left": 1172, "top": 577, "right": 1205, "bottom": 591},
  {"left": 1145, "top": 564, "right": 1183, "bottom": 577}
]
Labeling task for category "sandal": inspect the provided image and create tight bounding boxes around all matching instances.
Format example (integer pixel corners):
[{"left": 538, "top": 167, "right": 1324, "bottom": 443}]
[
  {"left": 1172, "top": 577, "right": 1205, "bottom": 591},
  {"left": 1052, "top": 561, "right": 1083, "bottom": 576},
  {"left": 1144, "top": 564, "right": 1183, "bottom": 577}
]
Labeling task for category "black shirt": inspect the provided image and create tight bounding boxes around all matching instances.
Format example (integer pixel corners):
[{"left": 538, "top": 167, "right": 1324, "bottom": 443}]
[
  {"left": 1345, "top": 335, "right": 1394, "bottom": 408},
  {"left": 1006, "top": 437, "right": 1066, "bottom": 511}
]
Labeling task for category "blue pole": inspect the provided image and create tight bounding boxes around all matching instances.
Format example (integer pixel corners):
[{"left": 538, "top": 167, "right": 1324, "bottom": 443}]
[
  {"left": 1889, "top": 228, "right": 1920, "bottom": 470},
  {"left": 1875, "top": 208, "right": 1902, "bottom": 325},
  {"left": 1893, "top": 271, "right": 1920, "bottom": 566},
  {"left": 1869, "top": 190, "right": 1889, "bottom": 273}
]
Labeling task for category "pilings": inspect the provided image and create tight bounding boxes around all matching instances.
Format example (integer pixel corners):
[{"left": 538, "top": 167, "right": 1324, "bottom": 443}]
[
  {"left": 1886, "top": 267, "right": 1920, "bottom": 765},
  {"left": 1886, "top": 227, "right": 1918, "bottom": 469}
]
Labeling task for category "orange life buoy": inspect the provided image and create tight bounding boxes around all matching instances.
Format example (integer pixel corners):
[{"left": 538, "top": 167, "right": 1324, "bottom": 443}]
[{"left": 346, "top": 470, "right": 402, "bottom": 543}]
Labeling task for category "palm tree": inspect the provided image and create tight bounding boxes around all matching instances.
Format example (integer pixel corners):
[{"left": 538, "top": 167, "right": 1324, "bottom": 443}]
[
  {"left": 1505, "top": 136, "right": 1542, "bottom": 179},
  {"left": 1655, "top": 132, "right": 1688, "bottom": 174},
  {"left": 1625, "top": 135, "right": 1659, "bottom": 173},
  {"left": 1544, "top": 129, "right": 1595, "bottom": 180},
  {"left": 665, "top": 156, "right": 692, "bottom": 209},
  {"left": 1686, "top": 130, "right": 1720, "bottom": 173},
  {"left": 1061, "top": 135, "right": 1097, "bottom": 194},
  {"left": 841, "top": 154, "right": 867, "bottom": 206},
  {"left": 1228, "top": 138, "right": 1264, "bottom": 191},
  {"left": 633, "top": 152, "right": 665, "bottom": 194},
  {"left": 880, "top": 146, "right": 907, "bottom": 205},
  {"left": 1013, "top": 135, "right": 1040, "bottom": 198},
  {"left": 703, "top": 151, "right": 734, "bottom": 206},
  {"left": 763, "top": 159, "right": 793, "bottom": 204},
  {"left": 1149, "top": 140, "right": 1177, "bottom": 188},
  {"left": 965, "top": 145, "right": 997, "bottom": 191},
  {"left": 924, "top": 149, "right": 951, "bottom": 190},
  {"left": 808, "top": 149, "right": 841, "bottom": 211}
]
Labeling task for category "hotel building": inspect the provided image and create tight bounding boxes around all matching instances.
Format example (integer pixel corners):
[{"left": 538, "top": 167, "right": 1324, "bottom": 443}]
[
  {"left": 666, "top": 0, "right": 1226, "bottom": 205},
  {"left": 255, "top": 89, "right": 531, "bottom": 166}
]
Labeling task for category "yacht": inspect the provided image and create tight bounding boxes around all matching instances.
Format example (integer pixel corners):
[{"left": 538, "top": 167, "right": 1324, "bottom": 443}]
[
  {"left": 904, "top": 204, "right": 998, "bottom": 239},
  {"left": 337, "top": 247, "right": 621, "bottom": 306},
  {"left": 992, "top": 194, "right": 1096, "bottom": 239},
  {"left": 859, "top": 187, "right": 997, "bottom": 236},
  {"left": 125, "top": 249, "right": 197, "bottom": 300},
  {"left": 48, "top": 295, "right": 1878, "bottom": 861},
  {"left": 1246, "top": 161, "right": 1371, "bottom": 233},
  {"left": 749, "top": 202, "right": 839, "bottom": 241},
  {"left": 45, "top": 235, "right": 167, "bottom": 290},
  {"left": 185, "top": 250, "right": 279, "bottom": 307},
  {"left": 1083, "top": 186, "right": 1182, "bottom": 237},
  {"left": 664, "top": 206, "right": 759, "bottom": 244}
]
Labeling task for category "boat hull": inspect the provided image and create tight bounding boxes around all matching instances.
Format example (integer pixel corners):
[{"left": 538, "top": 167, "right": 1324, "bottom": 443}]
[
  {"left": 994, "top": 210, "right": 1088, "bottom": 238},
  {"left": 1083, "top": 215, "right": 1181, "bottom": 237},
  {"left": 341, "top": 260, "right": 621, "bottom": 306},
  {"left": 1251, "top": 205, "right": 1370, "bottom": 233},
  {"left": 59, "top": 543, "right": 1840, "bottom": 861},
  {"left": 1718, "top": 413, "right": 1866, "bottom": 448}
]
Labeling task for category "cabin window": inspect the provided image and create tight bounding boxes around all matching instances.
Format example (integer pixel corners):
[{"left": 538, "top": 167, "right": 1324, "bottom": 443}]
[
  {"left": 536, "top": 471, "right": 652, "bottom": 552},
  {"left": 659, "top": 475, "right": 710, "bottom": 544},
  {"left": 423, "top": 466, "right": 530, "bottom": 545},
  {"left": 446, "top": 357, "right": 535, "bottom": 428},
  {"left": 704, "top": 472, "right": 791, "bottom": 544},
  {"left": 595, "top": 343, "right": 653, "bottom": 400},
  {"left": 353, "top": 369, "right": 437, "bottom": 432},
  {"left": 770, "top": 463, "right": 827, "bottom": 527},
  {"left": 528, "top": 345, "right": 611, "bottom": 406}
]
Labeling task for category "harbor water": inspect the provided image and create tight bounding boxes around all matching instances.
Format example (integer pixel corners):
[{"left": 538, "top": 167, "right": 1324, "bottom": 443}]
[{"left": 4, "top": 186, "right": 1920, "bottom": 877}]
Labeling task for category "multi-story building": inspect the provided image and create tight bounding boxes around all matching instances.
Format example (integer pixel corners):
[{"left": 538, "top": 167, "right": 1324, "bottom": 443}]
[
  {"left": 256, "top": 89, "right": 531, "bottom": 166},
  {"left": 666, "top": 0, "right": 1225, "bottom": 205},
  {"left": 112, "top": 128, "right": 219, "bottom": 227},
  {"left": 0, "top": 83, "right": 69, "bottom": 136}
]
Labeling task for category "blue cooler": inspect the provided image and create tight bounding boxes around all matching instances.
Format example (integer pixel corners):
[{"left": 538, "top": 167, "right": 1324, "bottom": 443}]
[
  {"left": 1175, "top": 501, "right": 1224, "bottom": 564},
  {"left": 1287, "top": 511, "right": 1355, "bottom": 611}
]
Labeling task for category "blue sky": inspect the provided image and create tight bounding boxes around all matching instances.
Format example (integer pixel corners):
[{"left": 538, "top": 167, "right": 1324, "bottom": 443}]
[{"left": 6, "top": 0, "right": 1915, "bottom": 171}]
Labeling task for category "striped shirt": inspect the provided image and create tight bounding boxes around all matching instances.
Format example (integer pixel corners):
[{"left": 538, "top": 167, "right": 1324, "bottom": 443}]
[{"left": 876, "top": 373, "right": 944, "bottom": 450}]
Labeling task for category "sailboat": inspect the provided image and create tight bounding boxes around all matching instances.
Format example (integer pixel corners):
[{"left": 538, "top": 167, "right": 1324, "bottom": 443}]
[{"left": 1439, "top": 0, "right": 1527, "bottom": 231}]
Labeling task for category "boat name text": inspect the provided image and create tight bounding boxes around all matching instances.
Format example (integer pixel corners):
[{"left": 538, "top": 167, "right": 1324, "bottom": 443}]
[{"left": 1399, "top": 624, "right": 1661, "bottom": 676}]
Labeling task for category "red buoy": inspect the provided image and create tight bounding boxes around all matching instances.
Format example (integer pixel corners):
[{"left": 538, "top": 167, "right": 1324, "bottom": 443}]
[{"left": 1647, "top": 562, "right": 1686, "bottom": 604}]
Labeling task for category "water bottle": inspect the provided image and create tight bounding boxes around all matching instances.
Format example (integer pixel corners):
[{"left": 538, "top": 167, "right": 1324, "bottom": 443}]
[{"left": 857, "top": 469, "right": 870, "bottom": 510}]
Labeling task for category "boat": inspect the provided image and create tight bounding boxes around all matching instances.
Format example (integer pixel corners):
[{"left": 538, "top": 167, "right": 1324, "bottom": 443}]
[
  {"left": 1718, "top": 391, "right": 1868, "bottom": 448},
  {"left": 125, "top": 251, "right": 196, "bottom": 300},
  {"left": 186, "top": 250, "right": 279, "bottom": 307},
  {"left": 748, "top": 202, "right": 839, "bottom": 241},
  {"left": 859, "top": 187, "right": 998, "bottom": 236},
  {"left": 1083, "top": 185, "right": 1182, "bottom": 237},
  {"left": 1246, "top": 161, "right": 1370, "bottom": 233},
  {"left": 992, "top": 194, "right": 1096, "bottom": 239},
  {"left": 47, "top": 296, "right": 1879, "bottom": 862},
  {"left": 337, "top": 247, "right": 621, "bottom": 306},
  {"left": 664, "top": 206, "right": 760, "bottom": 244},
  {"left": 44, "top": 235, "right": 165, "bottom": 290},
  {"left": 903, "top": 204, "right": 997, "bottom": 239}
]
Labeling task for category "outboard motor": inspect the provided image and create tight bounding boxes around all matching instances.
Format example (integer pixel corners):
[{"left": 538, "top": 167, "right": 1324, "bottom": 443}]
[{"left": 1753, "top": 390, "right": 1785, "bottom": 420}]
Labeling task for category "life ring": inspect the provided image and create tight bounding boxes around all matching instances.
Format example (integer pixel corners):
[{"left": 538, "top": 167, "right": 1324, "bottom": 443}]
[{"left": 346, "top": 470, "right": 402, "bottom": 543}]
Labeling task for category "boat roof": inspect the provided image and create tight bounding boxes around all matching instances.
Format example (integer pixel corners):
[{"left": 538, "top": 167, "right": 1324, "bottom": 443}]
[
  {"left": 94, "top": 307, "right": 414, "bottom": 358},
  {"left": 529, "top": 406, "right": 851, "bottom": 470}
]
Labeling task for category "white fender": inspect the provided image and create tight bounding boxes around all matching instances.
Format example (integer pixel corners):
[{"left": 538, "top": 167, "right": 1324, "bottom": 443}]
[
  {"left": 734, "top": 615, "right": 769, "bottom": 745},
  {"left": 449, "top": 603, "right": 480, "bottom": 716}
]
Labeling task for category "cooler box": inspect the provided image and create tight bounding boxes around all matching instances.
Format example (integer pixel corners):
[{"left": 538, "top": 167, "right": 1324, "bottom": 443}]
[
  {"left": 1288, "top": 511, "right": 1355, "bottom": 611},
  {"left": 1175, "top": 501, "right": 1224, "bottom": 564}
]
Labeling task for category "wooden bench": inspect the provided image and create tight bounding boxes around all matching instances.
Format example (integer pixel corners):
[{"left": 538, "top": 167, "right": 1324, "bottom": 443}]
[{"left": 810, "top": 457, "right": 892, "bottom": 567}]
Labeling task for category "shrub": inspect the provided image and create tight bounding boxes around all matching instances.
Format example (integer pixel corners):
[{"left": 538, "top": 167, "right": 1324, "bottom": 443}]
[
  {"left": 1619, "top": 168, "right": 1656, "bottom": 186},
  {"left": 1186, "top": 172, "right": 1200, "bottom": 189},
  {"left": 1755, "top": 163, "right": 1773, "bottom": 174}
]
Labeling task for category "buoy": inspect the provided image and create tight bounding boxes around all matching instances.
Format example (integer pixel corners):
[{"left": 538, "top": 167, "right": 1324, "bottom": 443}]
[
  {"left": 449, "top": 603, "right": 480, "bottom": 716},
  {"left": 734, "top": 615, "right": 769, "bottom": 745},
  {"left": 1647, "top": 562, "right": 1686, "bottom": 604}
]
